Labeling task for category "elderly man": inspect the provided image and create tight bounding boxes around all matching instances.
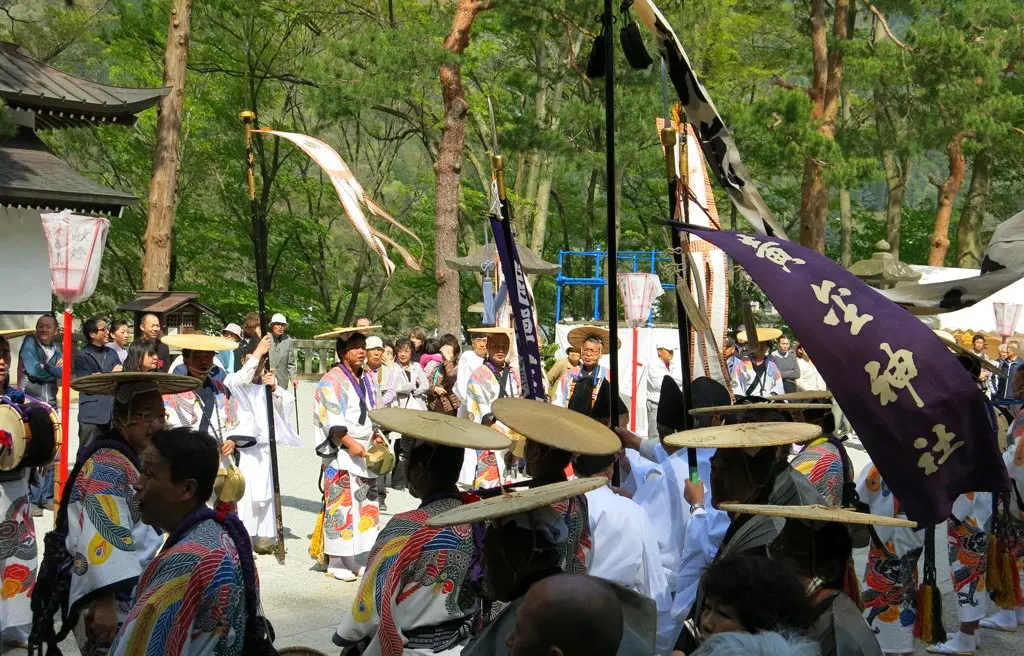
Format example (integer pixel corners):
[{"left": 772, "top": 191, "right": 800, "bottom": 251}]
[
  {"left": 18, "top": 314, "right": 62, "bottom": 513},
  {"left": 31, "top": 372, "right": 196, "bottom": 656},
  {"left": 462, "top": 328, "right": 521, "bottom": 489},
  {"left": 644, "top": 341, "right": 679, "bottom": 439},
  {"left": 269, "top": 313, "right": 296, "bottom": 389},
  {"left": 313, "top": 325, "right": 387, "bottom": 582},
  {"left": 552, "top": 326, "right": 613, "bottom": 413},
  {"left": 139, "top": 314, "right": 171, "bottom": 372}
]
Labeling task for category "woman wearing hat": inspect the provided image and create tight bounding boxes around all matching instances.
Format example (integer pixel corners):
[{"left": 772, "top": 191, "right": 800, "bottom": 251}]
[
  {"left": 31, "top": 372, "right": 198, "bottom": 655},
  {"left": 312, "top": 326, "right": 387, "bottom": 582},
  {"left": 333, "top": 408, "right": 510, "bottom": 655}
]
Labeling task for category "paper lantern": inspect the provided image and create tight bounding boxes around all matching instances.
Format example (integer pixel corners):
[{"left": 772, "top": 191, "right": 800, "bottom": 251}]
[
  {"left": 617, "top": 272, "right": 664, "bottom": 329},
  {"left": 40, "top": 210, "right": 110, "bottom": 305},
  {"left": 993, "top": 302, "right": 1021, "bottom": 340}
]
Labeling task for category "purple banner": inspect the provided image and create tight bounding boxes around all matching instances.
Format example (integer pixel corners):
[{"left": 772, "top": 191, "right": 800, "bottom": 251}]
[
  {"left": 677, "top": 225, "right": 1008, "bottom": 524},
  {"left": 490, "top": 215, "right": 545, "bottom": 400}
]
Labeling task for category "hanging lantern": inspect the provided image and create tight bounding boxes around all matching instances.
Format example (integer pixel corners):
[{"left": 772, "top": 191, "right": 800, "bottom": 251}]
[
  {"left": 40, "top": 210, "right": 110, "bottom": 304},
  {"left": 617, "top": 272, "right": 664, "bottom": 328},
  {"left": 993, "top": 302, "right": 1022, "bottom": 341}
]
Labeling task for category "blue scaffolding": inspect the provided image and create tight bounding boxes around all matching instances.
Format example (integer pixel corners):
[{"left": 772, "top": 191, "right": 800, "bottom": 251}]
[{"left": 554, "top": 246, "right": 676, "bottom": 325}]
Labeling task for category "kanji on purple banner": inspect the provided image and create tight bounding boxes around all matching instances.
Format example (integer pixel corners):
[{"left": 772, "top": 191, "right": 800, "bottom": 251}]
[{"left": 675, "top": 225, "right": 1008, "bottom": 524}]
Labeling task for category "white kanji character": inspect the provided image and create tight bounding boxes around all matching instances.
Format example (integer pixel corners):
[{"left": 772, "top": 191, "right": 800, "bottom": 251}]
[{"left": 864, "top": 343, "right": 924, "bottom": 408}]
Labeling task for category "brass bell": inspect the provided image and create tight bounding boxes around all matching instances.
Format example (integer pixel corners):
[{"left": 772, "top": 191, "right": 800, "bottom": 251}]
[{"left": 215, "top": 464, "right": 247, "bottom": 503}]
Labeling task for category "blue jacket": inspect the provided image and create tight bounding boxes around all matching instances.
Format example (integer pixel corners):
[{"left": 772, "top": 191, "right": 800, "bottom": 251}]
[
  {"left": 73, "top": 344, "right": 118, "bottom": 425},
  {"left": 18, "top": 335, "right": 62, "bottom": 406}
]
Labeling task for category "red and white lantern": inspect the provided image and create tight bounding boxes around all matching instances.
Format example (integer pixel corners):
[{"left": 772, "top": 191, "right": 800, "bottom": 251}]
[
  {"left": 617, "top": 273, "right": 664, "bottom": 431},
  {"left": 993, "top": 302, "right": 1022, "bottom": 342}
]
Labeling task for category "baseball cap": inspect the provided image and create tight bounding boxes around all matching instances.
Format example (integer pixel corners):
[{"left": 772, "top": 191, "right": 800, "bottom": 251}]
[
  {"left": 270, "top": 313, "right": 288, "bottom": 325},
  {"left": 222, "top": 323, "right": 243, "bottom": 339},
  {"left": 656, "top": 341, "right": 675, "bottom": 352},
  {"left": 365, "top": 336, "right": 384, "bottom": 350}
]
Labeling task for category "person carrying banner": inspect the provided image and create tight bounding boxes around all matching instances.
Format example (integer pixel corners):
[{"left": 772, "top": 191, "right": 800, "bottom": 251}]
[
  {"left": 313, "top": 325, "right": 388, "bottom": 582},
  {"left": 333, "top": 408, "right": 510, "bottom": 656},
  {"left": 551, "top": 326, "right": 614, "bottom": 412},
  {"left": 461, "top": 328, "right": 521, "bottom": 490}
]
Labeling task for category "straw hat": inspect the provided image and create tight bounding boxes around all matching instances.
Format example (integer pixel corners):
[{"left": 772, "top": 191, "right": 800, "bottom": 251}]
[
  {"left": 717, "top": 503, "right": 917, "bottom": 529},
  {"left": 663, "top": 421, "right": 820, "bottom": 449},
  {"left": 366, "top": 443, "right": 396, "bottom": 476},
  {"left": 735, "top": 327, "right": 782, "bottom": 344},
  {"left": 215, "top": 464, "right": 246, "bottom": 503},
  {"left": 426, "top": 477, "right": 606, "bottom": 528},
  {"left": 162, "top": 333, "right": 239, "bottom": 352},
  {"left": 467, "top": 326, "right": 514, "bottom": 336},
  {"left": 491, "top": 398, "right": 620, "bottom": 455},
  {"left": 566, "top": 326, "right": 621, "bottom": 351},
  {"left": 369, "top": 408, "right": 511, "bottom": 450},
  {"left": 0, "top": 328, "right": 34, "bottom": 340},
  {"left": 772, "top": 390, "right": 833, "bottom": 402},
  {"left": 71, "top": 372, "right": 202, "bottom": 396},
  {"left": 313, "top": 326, "right": 380, "bottom": 340},
  {"left": 689, "top": 402, "right": 832, "bottom": 416},
  {"left": 933, "top": 330, "right": 1003, "bottom": 377}
]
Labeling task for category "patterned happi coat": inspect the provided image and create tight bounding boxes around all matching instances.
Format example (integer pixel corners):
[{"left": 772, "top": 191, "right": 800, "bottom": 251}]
[
  {"left": 67, "top": 445, "right": 164, "bottom": 655},
  {"left": 462, "top": 363, "right": 521, "bottom": 490},
  {"left": 946, "top": 491, "right": 991, "bottom": 623},
  {"left": 163, "top": 379, "right": 239, "bottom": 442},
  {"left": 314, "top": 365, "right": 381, "bottom": 557},
  {"left": 857, "top": 464, "right": 925, "bottom": 654},
  {"left": 0, "top": 469, "right": 36, "bottom": 629},
  {"left": 334, "top": 495, "right": 479, "bottom": 656},
  {"left": 109, "top": 518, "right": 250, "bottom": 656},
  {"left": 553, "top": 495, "right": 591, "bottom": 575}
]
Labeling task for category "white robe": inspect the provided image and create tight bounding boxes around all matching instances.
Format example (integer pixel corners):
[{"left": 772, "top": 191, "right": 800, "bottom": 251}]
[
  {"left": 455, "top": 351, "right": 484, "bottom": 409},
  {"left": 224, "top": 357, "right": 303, "bottom": 539},
  {"left": 585, "top": 485, "right": 672, "bottom": 645}
]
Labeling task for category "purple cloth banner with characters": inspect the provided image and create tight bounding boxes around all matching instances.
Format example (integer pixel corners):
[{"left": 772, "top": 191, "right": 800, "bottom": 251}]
[
  {"left": 676, "top": 225, "right": 1008, "bottom": 524},
  {"left": 489, "top": 215, "right": 545, "bottom": 400}
]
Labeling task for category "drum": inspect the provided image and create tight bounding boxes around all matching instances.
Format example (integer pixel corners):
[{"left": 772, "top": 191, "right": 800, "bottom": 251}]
[
  {"left": 0, "top": 404, "right": 28, "bottom": 471},
  {"left": 0, "top": 401, "right": 60, "bottom": 471}
]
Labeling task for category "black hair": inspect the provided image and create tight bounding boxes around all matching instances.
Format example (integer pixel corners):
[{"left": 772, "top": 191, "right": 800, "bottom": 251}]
[
  {"left": 972, "top": 333, "right": 985, "bottom": 343},
  {"left": 109, "top": 319, "right": 129, "bottom": 334},
  {"left": 566, "top": 346, "right": 580, "bottom": 355},
  {"left": 439, "top": 333, "right": 461, "bottom": 359},
  {"left": 422, "top": 337, "right": 441, "bottom": 356},
  {"left": 150, "top": 427, "right": 220, "bottom": 504},
  {"left": 82, "top": 315, "right": 106, "bottom": 342},
  {"left": 583, "top": 336, "right": 603, "bottom": 348},
  {"left": 409, "top": 326, "right": 427, "bottom": 344},
  {"left": 335, "top": 332, "right": 368, "bottom": 358},
  {"left": 574, "top": 454, "right": 616, "bottom": 477},
  {"left": 409, "top": 442, "right": 464, "bottom": 487},
  {"left": 123, "top": 338, "right": 159, "bottom": 372},
  {"left": 701, "top": 550, "right": 815, "bottom": 634},
  {"left": 395, "top": 337, "right": 413, "bottom": 352},
  {"left": 773, "top": 520, "right": 854, "bottom": 590}
]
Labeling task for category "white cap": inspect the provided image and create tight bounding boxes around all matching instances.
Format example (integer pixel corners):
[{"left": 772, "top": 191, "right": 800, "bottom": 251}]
[
  {"left": 270, "top": 313, "right": 288, "bottom": 326},
  {"left": 222, "top": 323, "right": 242, "bottom": 339},
  {"left": 656, "top": 341, "right": 675, "bottom": 352},
  {"left": 365, "top": 336, "right": 384, "bottom": 350}
]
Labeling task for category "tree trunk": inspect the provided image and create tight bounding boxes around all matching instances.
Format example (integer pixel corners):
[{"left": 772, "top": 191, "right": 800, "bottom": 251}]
[
  {"left": 142, "top": 0, "right": 192, "bottom": 291},
  {"left": 956, "top": 148, "right": 992, "bottom": 268},
  {"left": 837, "top": 3, "right": 857, "bottom": 267},
  {"left": 434, "top": 0, "right": 494, "bottom": 335},
  {"left": 927, "top": 133, "right": 967, "bottom": 266},
  {"left": 798, "top": 0, "right": 849, "bottom": 254},
  {"left": 881, "top": 150, "right": 910, "bottom": 259}
]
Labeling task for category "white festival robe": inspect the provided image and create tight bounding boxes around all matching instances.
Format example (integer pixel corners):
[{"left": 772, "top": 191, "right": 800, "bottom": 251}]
[
  {"left": 0, "top": 470, "right": 36, "bottom": 630},
  {"left": 224, "top": 357, "right": 303, "bottom": 540},
  {"left": 314, "top": 365, "right": 382, "bottom": 557}
]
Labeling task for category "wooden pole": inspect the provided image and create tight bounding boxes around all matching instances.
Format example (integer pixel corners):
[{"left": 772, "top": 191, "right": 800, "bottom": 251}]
[{"left": 240, "top": 111, "right": 286, "bottom": 564}]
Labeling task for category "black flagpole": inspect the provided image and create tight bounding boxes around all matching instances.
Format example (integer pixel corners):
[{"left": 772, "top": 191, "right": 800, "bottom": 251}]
[
  {"left": 241, "top": 111, "right": 286, "bottom": 564},
  {"left": 602, "top": 0, "right": 621, "bottom": 487}
]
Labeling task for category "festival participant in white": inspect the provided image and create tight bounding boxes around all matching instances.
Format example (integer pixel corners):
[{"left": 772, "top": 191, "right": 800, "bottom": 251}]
[
  {"left": 461, "top": 328, "right": 520, "bottom": 489},
  {"left": 313, "top": 325, "right": 387, "bottom": 582},
  {"left": 455, "top": 332, "right": 488, "bottom": 410},
  {"left": 223, "top": 334, "right": 302, "bottom": 554}
]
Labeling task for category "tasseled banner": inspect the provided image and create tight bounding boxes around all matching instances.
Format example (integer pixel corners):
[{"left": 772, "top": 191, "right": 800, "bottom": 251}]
[
  {"left": 916, "top": 524, "right": 947, "bottom": 644},
  {"left": 843, "top": 557, "right": 863, "bottom": 610},
  {"left": 987, "top": 492, "right": 1024, "bottom": 610}
]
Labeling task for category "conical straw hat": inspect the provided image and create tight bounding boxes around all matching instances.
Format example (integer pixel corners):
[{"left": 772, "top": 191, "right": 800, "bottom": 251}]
[
  {"left": 162, "top": 333, "right": 239, "bottom": 352},
  {"left": 566, "top": 325, "right": 621, "bottom": 351},
  {"left": 369, "top": 408, "right": 511, "bottom": 450},
  {"left": 689, "top": 402, "right": 832, "bottom": 416},
  {"left": 718, "top": 503, "right": 917, "bottom": 528},
  {"left": 663, "top": 422, "right": 820, "bottom": 449},
  {"left": 426, "top": 477, "right": 606, "bottom": 528},
  {"left": 313, "top": 326, "right": 380, "bottom": 340},
  {"left": 71, "top": 372, "right": 201, "bottom": 396},
  {"left": 0, "top": 328, "right": 34, "bottom": 340},
  {"left": 491, "top": 398, "right": 620, "bottom": 455},
  {"left": 772, "top": 390, "right": 833, "bottom": 402}
]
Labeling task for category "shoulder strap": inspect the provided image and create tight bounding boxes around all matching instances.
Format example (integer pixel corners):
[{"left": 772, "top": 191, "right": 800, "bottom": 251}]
[{"left": 745, "top": 361, "right": 768, "bottom": 396}]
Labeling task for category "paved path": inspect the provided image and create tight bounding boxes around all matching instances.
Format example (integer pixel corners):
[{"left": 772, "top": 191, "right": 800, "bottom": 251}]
[{"left": 16, "top": 384, "right": 1024, "bottom": 655}]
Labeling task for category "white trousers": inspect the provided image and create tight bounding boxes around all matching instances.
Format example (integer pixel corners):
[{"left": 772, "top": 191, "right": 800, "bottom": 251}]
[{"left": 237, "top": 499, "right": 276, "bottom": 539}]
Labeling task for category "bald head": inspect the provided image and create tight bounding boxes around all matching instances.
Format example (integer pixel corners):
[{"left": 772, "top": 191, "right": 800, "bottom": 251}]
[{"left": 508, "top": 574, "right": 623, "bottom": 656}]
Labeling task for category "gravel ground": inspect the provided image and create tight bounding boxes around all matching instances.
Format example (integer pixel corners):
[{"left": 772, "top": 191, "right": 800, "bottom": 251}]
[{"left": 11, "top": 384, "right": 1023, "bottom": 655}]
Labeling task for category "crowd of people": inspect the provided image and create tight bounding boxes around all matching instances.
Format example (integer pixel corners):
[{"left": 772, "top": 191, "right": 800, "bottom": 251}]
[{"left": 1, "top": 310, "right": 1023, "bottom": 656}]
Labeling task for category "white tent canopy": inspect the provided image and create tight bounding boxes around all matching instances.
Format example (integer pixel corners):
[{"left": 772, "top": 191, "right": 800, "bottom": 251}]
[{"left": 908, "top": 265, "right": 1024, "bottom": 334}]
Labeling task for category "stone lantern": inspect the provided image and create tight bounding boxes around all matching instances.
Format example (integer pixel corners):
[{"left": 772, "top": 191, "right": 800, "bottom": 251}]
[{"left": 847, "top": 240, "right": 921, "bottom": 290}]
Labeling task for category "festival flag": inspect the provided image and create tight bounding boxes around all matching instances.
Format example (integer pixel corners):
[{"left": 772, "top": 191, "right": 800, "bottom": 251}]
[
  {"left": 489, "top": 212, "right": 545, "bottom": 400},
  {"left": 253, "top": 129, "right": 422, "bottom": 278},
  {"left": 675, "top": 225, "right": 1009, "bottom": 524}
]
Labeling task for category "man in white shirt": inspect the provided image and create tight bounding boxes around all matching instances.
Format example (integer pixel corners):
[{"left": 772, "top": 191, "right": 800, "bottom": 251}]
[
  {"left": 455, "top": 332, "right": 488, "bottom": 413},
  {"left": 644, "top": 341, "right": 679, "bottom": 438}
]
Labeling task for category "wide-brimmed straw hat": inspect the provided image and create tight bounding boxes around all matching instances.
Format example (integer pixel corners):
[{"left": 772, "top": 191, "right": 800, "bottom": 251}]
[
  {"left": 718, "top": 503, "right": 917, "bottom": 528},
  {"left": 366, "top": 443, "right": 396, "bottom": 476},
  {"left": 933, "top": 330, "right": 1003, "bottom": 377},
  {"left": 492, "top": 398, "right": 619, "bottom": 455},
  {"left": 663, "top": 422, "right": 820, "bottom": 449},
  {"left": 162, "top": 333, "right": 239, "bottom": 352},
  {"left": 313, "top": 326, "right": 380, "bottom": 340},
  {"left": 0, "top": 328, "right": 34, "bottom": 340},
  {"left": 772, "top": 390, "right": 833, "bottom": 402},
  {"left": 369, "top": 408, "right": 511, "bottom": 450},
  {"left": 736, "top": 327, "right": 783, "bottom": 344},
  {"left": 426, "top": 477, "right": 606, "bottom": 527},
  {"left": 71, "top": 372, "right": 201, "bottom": 395},
  {"left": 690, "top": 402, "right": 832, "bottom": 416},
  {"left": 566, "top": 326, "right": 621, "bottom": 351}
]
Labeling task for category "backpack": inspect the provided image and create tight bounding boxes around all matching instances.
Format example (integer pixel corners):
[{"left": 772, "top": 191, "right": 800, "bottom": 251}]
[{"left": 29, "top": 438, "right": 139, "bottom": 656}]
